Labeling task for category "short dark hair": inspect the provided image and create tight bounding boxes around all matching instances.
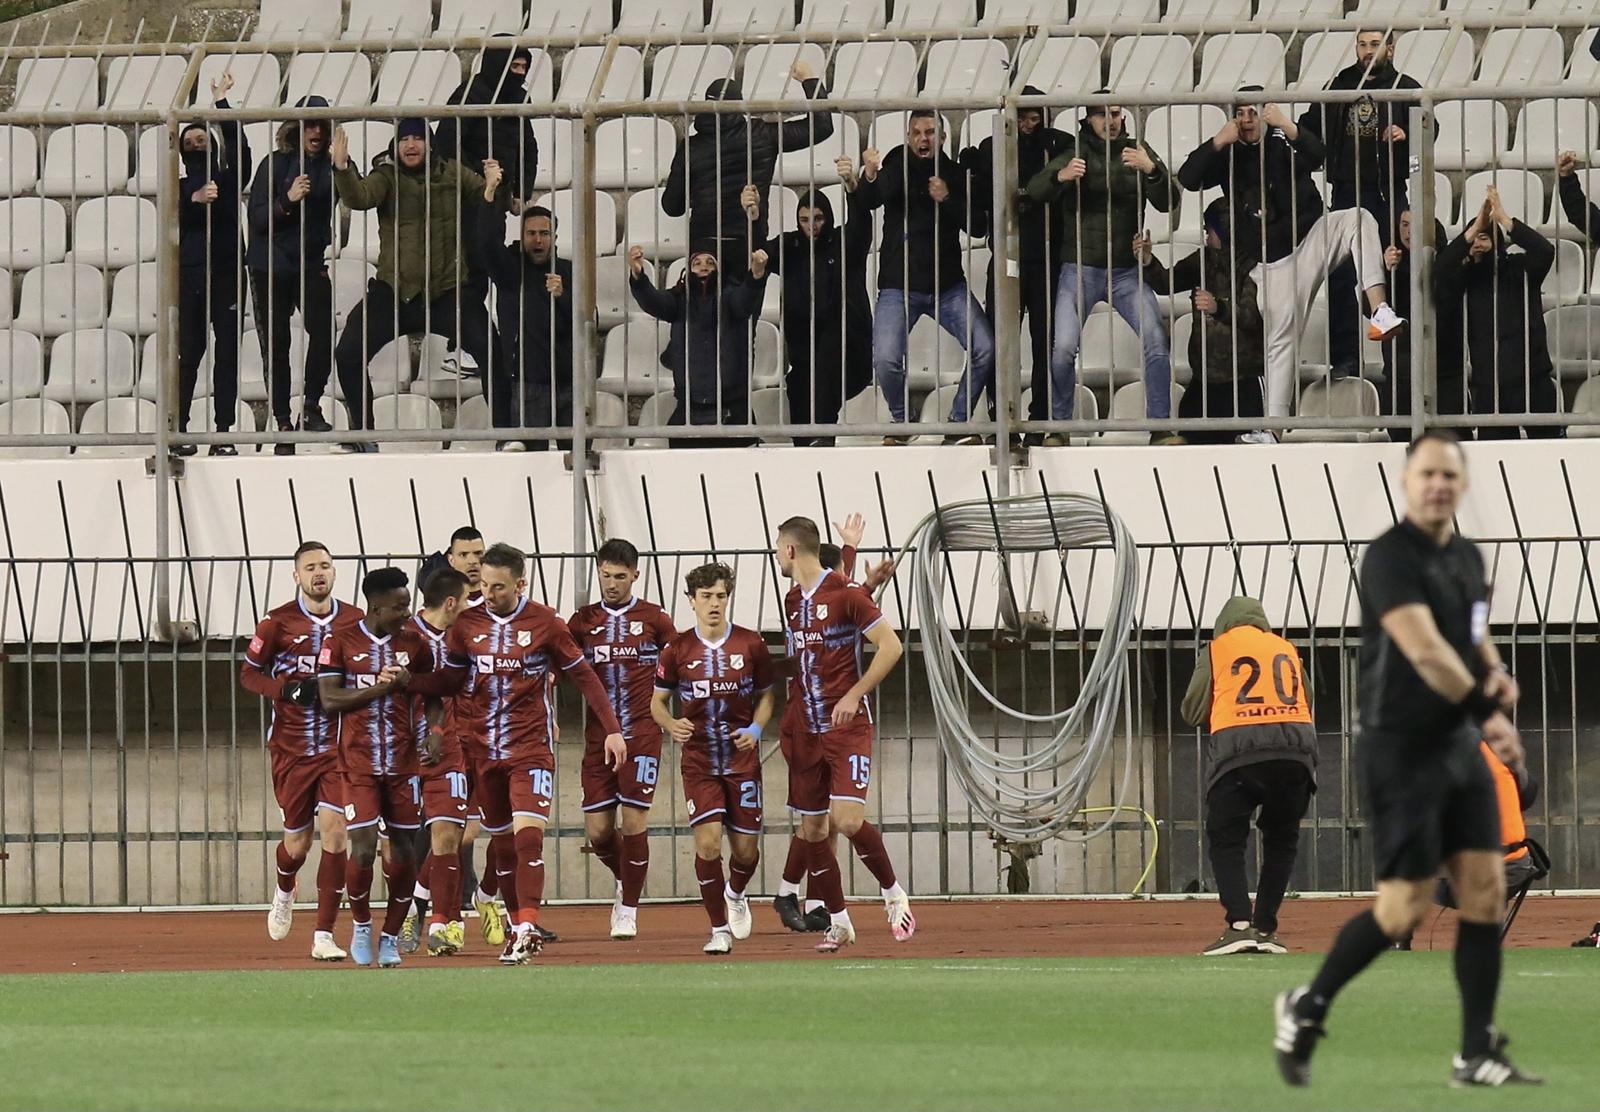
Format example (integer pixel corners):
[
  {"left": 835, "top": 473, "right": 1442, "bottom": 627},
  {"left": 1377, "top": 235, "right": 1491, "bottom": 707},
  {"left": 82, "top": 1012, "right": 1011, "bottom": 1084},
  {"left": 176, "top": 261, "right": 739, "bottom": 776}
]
[
  {"left": 819, "top": 543, "right": 843, "bottom": 571},
  {"left": 522, "top": 204, "right": 555, "bottom": 230},
  {"left": 481, "top": 542, "right": 526, "bottom": 579},
  {"left": 421, "top": 566, "right": 470, "bottom": 609},
  {"left": 1406, "top": 428, "right": 1464, "bottom": 458},
  {"left": 448, "top": 526, "right": 483, "bottom": 552},
  {"left": 596, "top": 538, "right": 639, "bottom": 569},
  {"left": 908, "top": 108, "right": 937, "bottom": 124},
  {"left": 362, "top": 566, "right": 409, "bottom": 599},
  {"left": 777, "top": 515, "right": 821, "bottom": 557},
  {"left": 685, "top": 562, "right": 735, "bottom": 596},
  {"left": 294, "top": 540, "right": 330, "bottom": 562}
]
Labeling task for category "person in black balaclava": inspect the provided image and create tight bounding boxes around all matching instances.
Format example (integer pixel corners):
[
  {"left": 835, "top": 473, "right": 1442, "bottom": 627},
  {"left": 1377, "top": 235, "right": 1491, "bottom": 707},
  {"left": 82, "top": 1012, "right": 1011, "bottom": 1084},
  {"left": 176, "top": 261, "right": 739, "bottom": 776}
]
[
  {"left": 962, "top": 86, "right": 1070, "bottom": 442},
  {"left": 247, "top": 94, "right": 337, "bottom": 454},
  {"left": 661, "top": 61, "right": 833, "bottom": 263},
  {"left": 176, "top": 71, "right": 252, "bottom": 456},
  {"left": 750, "top": 157, "right": 873, "bottom": 446},
  {"left": 627, "top": 244, "right": 770, "bottom": 448}
]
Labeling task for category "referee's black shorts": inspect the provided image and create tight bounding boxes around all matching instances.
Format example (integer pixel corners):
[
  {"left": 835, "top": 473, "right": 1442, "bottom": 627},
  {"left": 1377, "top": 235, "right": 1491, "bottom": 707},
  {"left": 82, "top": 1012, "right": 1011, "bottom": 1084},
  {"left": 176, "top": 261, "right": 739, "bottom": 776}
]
[{"left": 1357, "top": 725, "right": 1500, "bottom": 882}]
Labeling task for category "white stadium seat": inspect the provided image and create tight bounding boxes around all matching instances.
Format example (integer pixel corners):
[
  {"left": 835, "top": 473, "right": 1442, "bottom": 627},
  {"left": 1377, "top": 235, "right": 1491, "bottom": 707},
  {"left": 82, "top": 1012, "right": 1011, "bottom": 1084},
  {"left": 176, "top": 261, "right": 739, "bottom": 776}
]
[
  {"left": 773, "top": 114, "right": 860, "bottom": 190},
  {"left": 1077, "top": 311, "right": 1150, "bottom": 391},
  {"left": 1109, "top": 36, "right": 1196, "bottom": 94},
  {"left": 329, "top": 259, "right": 376, "bottom": 327},
  {"left": 750, "top": 320, "right": 783, "bottom": 389},
  {"left": 600, "top": 320, "right": 669, "bottom": 397},
  {"left": 618, "top": 0, "right": 704, "bottom": 32},
  {"left": 1199, "top": 33, "right": 1286, "bottom": 91},
  {"left": 1257, "top": 0, "right": 1342, "bottom": 17},
  {"left": 0, "top": 199, "right": 68, "bottom": 268},
  {"left": 238, "top": 326, "right": 307, "bottom": 403},
  {"left": 15, "top": 58, "right": 98, "bottom": 112},
  {"left": 1077, "top": 0, "right": 1157, "bottom": 20},
  {"left": 15, "top": 263, "right": 105, "bottom": 337},
  {"left": 649, "top": 45, "right": 736, "bottom": 103},
  {"left": 742, "top": 43, "right": 829, "bottom": 101},
  {"left": 0, "top": 330, "right": 43, "bottom": 399},
  {"left": 923, "top": 40, "right": 1011, "bottom": 99},
  {"left": 448, "top": 394, "right": 493, "bottom": 450},
  {"left": 527, "top": 0, "right": 612, "bottom": 32},
  {"left": 594, "top": 117, "right": 677, "bottom": 190},
  {"left": 558, "top": 46, "right": 645, "bottom": 103},
  {"left": 141, "top": 334, "right": 208, "bottom": 400},
  {"left": 254, "top": 0, "right": 343, "bottom": 40},
  {"left": 1432, "top": 100, "right": 1511, "bottom": 172},
  {"left": 979, "top": 0, "right": 1069, "bottom": 23},
  {"left": 1509, "top": 100, "right": 1597, "bottom": 169},
  {"left": 1023, "top": 38, "right": 1104, "bottom": 98},
  {"left": 437, "top": 0, "right": 525, "bottom": 35},
  {"left": 127, "top": 127, "right": 162, "bottom": 196},
  {"left": 1459, "top": 169, "right": 1544, "bottom": 231},
  {"left": 1395, "top": 29, "right": 1475, "bottom": 87},
  {"left": 1447, "top": 0, "right": 1529, "bottom": 10},
  {"left": 0, "top": 398, "right": 70, "bottom": 454},
  {"left": 189, "top": 398, "right": 258, "bottom": 438},
  {"left": 626, "top": 188, "right": 688, "bottom": 259},
  {"left": 41, "top": 328, "right": 137, "bottom": 404},
  {"left": 341, "top": 209, "right": 382, "bottom": 263},
  {"left": 1543, "top": 239, "right": 1587, "bottom": 310},
  {"left": 72, "top": 197, "right": 158, "bottom": 269},
  {"left": 364, "top": 338, "right": 415, "bottom": 398},
  {"left": 1476, "top": 28, "right": 1563, "bottom": 86},
  {"left": 109, "top": 263, "right": 159, "bottom": 336},
  {"left": 40, "top": 124, "right": 129, "bottom": 198},
  {"left": 914, "top": 384, "right": 960, "bottom": 441},
  {"left": 1141, "top": 105, "right": 1227, "bottom": 171},
  {"left": 1098, "top": 381, "right": 1185, "bottom": 443},
  {"left": 1294, "top": 32, "right": 1357, "bottom": 93},
  {"left": 832, "top": 42, "right": 919, "bottom": 99},
  {"left": 1165, "top": 0, "right": 1250, "bottom": 19},
  {"left": 284, "top": 51, "right": 373, "bottom": 107},
  {"left": 1350, "top": 0, "right": 1441, "bottom": 16},
  {"left": 838, "top": 385, "right": 894, "bottom": 445},
  {"left": 77, "top": 397, "right": 159, "bottom": 455},
  {"left": 195, "top": 54, "right": 283, "bottom": 109},
  {"left": 595, "top": 253, "right": 637, "bottom": 329},
  {"left": 749, "top": 386, "right": 789, "bottom": 442},
  {"left": 630, "top": 390, "right": 676, "bottom": 447},
  {"left": 531, "top": 118, "right": 574, "bottom": 189},
  {"left": 1573, "top": 30, "right": 1600, "bottom": 84},
  {"left": 891, "top": 0, "right": 978, "bottom": 29},
  {"left": 103, "top": 56, "right": 187, "bottom": 111},
  {"left": 0, "top": 126, "right": 39, "bottom": 197},
  {"left": 410, "top": 335, "right": 483, "bottom": 401},
  {"left": 1570, "top": 376, "right": 1600, "bottom": 438},
  {"left": 340, "top": 120, "right": 395, "bottom": 176},
  {"left": 374, "top": 51, "right": 463, "bottom": 107},
  {"left": 904, "top": 317, "right": 968, "bottom": 389},
  {"left": 1548, "top": 304, "right": 1600, "bottom": 380},
  {"left": 801, "top": 0, "right": 887, "bottom": 30},
  {"left": 710, "top": 0, "right": 797, "bottom": 32},
  {"left": 537, "top": 189, "right": 618, "bottom": 254},
  {"left": 1282, "top": 378, "right": 1385, "bottom": 443},
  {"left": 342, "top": 0, "right": 433, "bottom": 40}
]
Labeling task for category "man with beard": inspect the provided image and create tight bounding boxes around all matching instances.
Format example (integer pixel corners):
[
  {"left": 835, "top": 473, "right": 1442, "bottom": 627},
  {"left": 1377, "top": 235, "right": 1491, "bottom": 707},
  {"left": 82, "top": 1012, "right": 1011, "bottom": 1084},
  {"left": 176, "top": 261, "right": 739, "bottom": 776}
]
[
  {"left": 747, "top": 157, "right": 872, "bottom": 445},
  {"left": 662, "top": 62, "right": 832, "bottom": 262},
  {"left": 1300, "top": 30, "right": 1422, "bottom": 383},
  {"left": 965, "top": 88, "right": 1070, "bottom": 441},
  {"left": 480, "top": 205, "right": 573, "bottom": 448},
  {"left": 247, "top": 95, "right": 337, "bottom": 453},
  {"left": 176, "top": 72, "right": 252, "bottom": 456},
  {"left": 861, "top": 110, "right": 994, "bottom": 443},
  {"left": 330, "top": 118, "right": 506, "bottom": 448}
]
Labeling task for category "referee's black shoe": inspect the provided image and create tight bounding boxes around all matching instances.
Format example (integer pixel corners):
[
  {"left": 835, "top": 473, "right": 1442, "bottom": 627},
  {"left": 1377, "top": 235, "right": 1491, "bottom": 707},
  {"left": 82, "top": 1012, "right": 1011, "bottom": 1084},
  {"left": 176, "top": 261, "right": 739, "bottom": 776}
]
[
  {"left": 1450, "top": 1033, "right": 1543, "bottom": 1087},
  {"left": 1273, "top": 987, "right": 1326, "bottom": 1087}
]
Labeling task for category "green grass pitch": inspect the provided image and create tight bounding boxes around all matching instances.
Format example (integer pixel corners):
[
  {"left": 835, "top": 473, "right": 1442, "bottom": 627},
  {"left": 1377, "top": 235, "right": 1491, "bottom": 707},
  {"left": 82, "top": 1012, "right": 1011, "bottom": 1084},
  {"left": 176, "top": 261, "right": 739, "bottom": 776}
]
[{"left": 2, "top": 953, "right": 1589, "bottom": 1111}]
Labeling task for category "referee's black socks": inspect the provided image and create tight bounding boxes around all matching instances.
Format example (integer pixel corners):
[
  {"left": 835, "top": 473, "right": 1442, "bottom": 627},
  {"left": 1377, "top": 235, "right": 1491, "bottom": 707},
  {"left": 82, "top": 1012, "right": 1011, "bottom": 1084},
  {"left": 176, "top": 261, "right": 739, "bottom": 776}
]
[
  {"left": 1454, "top": 920, "right": 1502, "bottom": 1058},
  {"left": 1300, "top": 910, "right": 1392, "bottom": 1022}
]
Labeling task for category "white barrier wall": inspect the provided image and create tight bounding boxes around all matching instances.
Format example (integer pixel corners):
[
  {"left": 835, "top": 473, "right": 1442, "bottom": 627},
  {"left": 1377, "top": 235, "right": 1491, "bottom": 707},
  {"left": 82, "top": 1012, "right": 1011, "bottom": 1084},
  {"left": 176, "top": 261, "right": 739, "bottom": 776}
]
[{"left": 2, "top": 440, "right": 1597, "bottom": 642}]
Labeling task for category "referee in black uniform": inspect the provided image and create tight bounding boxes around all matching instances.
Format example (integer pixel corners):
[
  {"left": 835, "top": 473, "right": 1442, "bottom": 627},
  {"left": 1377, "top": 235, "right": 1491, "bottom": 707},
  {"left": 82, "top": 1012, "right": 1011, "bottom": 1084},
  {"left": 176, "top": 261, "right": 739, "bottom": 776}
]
[{"left": 1273, "top": 430, "right": 1541, "bottom": 1089}]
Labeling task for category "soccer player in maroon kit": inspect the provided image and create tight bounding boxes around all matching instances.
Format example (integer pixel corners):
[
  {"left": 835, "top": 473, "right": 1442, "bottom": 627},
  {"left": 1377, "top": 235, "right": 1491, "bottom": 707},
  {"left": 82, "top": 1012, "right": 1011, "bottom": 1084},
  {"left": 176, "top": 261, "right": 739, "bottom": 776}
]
[
  {"left": 775, "top": 515, "right": 913, "bottom": 952},
  {"left": 652, "top": 563, "right": 775, "bottom": 954},
  {"left": 241, "top": 540, "right": 364, "bottom": 961},
  {"left": 409, "top": 542, "right": 626, "bottom": 964},
  {"left": 316, "top": 566, "right": 438, "bottom": 968},
  {"left": 568, "top": 538, "right": 677, "bottom": 941}
]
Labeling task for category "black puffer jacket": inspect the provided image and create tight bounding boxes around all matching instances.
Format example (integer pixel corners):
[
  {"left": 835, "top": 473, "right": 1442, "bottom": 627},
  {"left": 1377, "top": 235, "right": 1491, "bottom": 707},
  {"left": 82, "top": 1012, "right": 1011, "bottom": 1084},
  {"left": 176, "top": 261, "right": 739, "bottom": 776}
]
[
  {"left": 178, "top": 104, "right": 252, "bottom": 271},
  {"left": 629, "top": 263, "right": 768, "bottom": 414},
  {"left": 857, "top": 145, "right": 971, "bottom": 294},
  {"left": 661, "top": 77, "right": 834, "bottom": 255},
  {"left": 246, "top": 96, "right": 335, "bottom": 276},
  {"left": 433, "top": 36, "right": 540, "bottom": 198},
  {"left": 1177, "top": 126, "right": 1326, "bottom": 266},
  {"left": 482, "top": 222, "right": 574, "bottom": 403}
]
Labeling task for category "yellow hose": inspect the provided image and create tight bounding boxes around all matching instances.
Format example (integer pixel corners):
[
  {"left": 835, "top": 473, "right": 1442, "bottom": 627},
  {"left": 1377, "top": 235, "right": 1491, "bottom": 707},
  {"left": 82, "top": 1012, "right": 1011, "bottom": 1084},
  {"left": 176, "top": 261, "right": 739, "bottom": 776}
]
[{"left": 1076, "top": 806, "right": 1160, "bottom": 896}]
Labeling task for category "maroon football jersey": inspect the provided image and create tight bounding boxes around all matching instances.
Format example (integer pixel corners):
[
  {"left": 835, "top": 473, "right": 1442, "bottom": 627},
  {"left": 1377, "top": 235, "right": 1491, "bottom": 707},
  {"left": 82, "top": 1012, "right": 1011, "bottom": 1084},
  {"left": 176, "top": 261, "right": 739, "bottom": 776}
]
[
  {"left": 317, "top": 619, "right": 435, "bottom": 777},
  {"left": 783, "top": 570, "right": 885, "bottom": 735},
  {"left": 568, "top": 597, "right": 677, "bottom": 749},
  {"left": 409, "top": 612, "right": 463, "bottom": 769},
  {"left": 242, "top": 597, "right": 365, "bottom": 760},
  {"left": 655, "top": 625, "right": 774, "bottom": 777}
]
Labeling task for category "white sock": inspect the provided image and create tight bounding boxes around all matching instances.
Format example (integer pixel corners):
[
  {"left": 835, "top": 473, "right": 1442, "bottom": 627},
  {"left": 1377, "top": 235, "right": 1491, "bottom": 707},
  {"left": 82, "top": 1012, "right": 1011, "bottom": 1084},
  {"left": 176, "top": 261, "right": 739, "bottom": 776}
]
[
  {"left": 314, "top": 930, "right": 333, "bottom": 943},
  {"left": 778, "top": 879, "right": 801, "bottom": 898},
  {"left": 882, "top": 883, "right": 906, "bottom": 902},
  {"left": 830, "top": 910, "right": 853, "bottom": 929},
  {"left": 380, "top": 932, "right": 397, "bottom": 942},
  {"left": 724, "top": 884, "right": 741, "bottom": 903},
  {"left": 413, "top": 883, "right": 431, "bottom": 902},
  {"left": 804, "top": 899, "right": 824, "bottom": 914},
  {"left": 475, "top": 886, "right": 495, "bottom": 904}
]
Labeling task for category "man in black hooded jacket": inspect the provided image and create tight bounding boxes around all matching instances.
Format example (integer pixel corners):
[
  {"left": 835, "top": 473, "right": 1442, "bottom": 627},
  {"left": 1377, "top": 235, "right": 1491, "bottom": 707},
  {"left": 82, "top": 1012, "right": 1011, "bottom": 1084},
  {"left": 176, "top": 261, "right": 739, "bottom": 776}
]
[
  {"left": 661, "top": 63, "right": 833, "bottom": 261},
  {"left": 750, "top": 157, "right": 872, "bottom": 446},
  {"left": 962, "top": 87, "right": 1069, "bottom": 439},
  {"left": 247, "top": 94, "right": 337, "bottom": 452},
  {"left": 176, "top": 71, "right": 252, "bottom": 455}
]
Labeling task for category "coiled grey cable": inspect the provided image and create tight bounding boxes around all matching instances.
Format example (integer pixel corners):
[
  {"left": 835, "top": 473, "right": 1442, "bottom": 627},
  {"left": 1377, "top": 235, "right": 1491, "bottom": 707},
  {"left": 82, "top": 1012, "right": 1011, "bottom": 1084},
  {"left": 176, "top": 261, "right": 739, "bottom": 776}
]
[{"left": 888, "top": 491, "right": 1140, "bottom": 845}]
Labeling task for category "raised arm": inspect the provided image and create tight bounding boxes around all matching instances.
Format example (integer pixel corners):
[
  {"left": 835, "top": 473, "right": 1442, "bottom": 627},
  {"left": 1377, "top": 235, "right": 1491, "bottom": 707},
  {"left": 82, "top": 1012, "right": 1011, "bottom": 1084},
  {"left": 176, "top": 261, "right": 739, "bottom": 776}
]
[{"left": 776, "top": 73, "right": 835, "bottom": 152}]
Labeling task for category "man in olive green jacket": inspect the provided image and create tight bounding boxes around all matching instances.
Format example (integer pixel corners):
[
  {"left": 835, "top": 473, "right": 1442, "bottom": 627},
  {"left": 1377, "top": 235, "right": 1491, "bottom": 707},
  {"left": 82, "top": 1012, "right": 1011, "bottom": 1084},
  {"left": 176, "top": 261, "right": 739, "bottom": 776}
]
[
  {"left": 330, "top": 118, "right": 507, "bottom": 446},
  {"left": 1025, "top": 97, "right": 1174, "bottom": 432}
]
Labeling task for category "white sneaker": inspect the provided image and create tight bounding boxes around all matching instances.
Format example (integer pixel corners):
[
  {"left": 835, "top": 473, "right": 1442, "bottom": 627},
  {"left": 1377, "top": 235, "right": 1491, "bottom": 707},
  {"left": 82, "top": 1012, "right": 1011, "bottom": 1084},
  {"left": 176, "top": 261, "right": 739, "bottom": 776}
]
[
  {"left": 885, "top": 891, "right": 916, "bottom": 942},
  {"left": 1368, "top": 303, "right": 1406, "bottom": 341},
  {"left": 703, "top": 928, "right": 733, "bottom": 955},
  {"left": 611, "top": 905, "right": 638, "bottom": 941},
  {"left": 726, "top": 889, "right": 753, "bottom": 940},
  {"left": 1238, "top": 430, "right": 1278, "bottom": 445},
  {"left": 815, "top": 921, "right": 856, "bottom": 953},
  {"left": 311, "top": 931, "right": 347, "bottom": 962},
  {"left": 267, "top": 888, "right": 295, "bottom": 941}
]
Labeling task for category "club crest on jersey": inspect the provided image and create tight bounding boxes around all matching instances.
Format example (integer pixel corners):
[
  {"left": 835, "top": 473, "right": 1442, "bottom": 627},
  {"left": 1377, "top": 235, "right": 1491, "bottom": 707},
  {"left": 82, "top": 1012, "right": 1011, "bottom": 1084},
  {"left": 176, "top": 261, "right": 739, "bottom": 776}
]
[
  {"left": 517, "top": 630, "right": 532, "bottom": 647},
  {"left": 395, "top": 652, "right": 410, "bottom": 666},
  {"left": 630, "top": 620, "right": 644, "bottom": 635},
  {"left": 816, "top": 604, "right": 829, "bottom": 620},
  {"left": 730, "top": 654, "right": 744, "bottom": 669}
]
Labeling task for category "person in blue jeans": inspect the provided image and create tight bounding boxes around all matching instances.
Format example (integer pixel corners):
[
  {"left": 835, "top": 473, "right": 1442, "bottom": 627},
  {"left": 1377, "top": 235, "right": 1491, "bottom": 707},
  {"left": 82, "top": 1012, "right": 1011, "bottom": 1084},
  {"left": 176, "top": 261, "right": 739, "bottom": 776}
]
[
  {"left": 1026, "top": 99, "right": 1174, "bottom": 442},
  {"left": 856, "top": 111, "right": 995, "bottom": 445}
]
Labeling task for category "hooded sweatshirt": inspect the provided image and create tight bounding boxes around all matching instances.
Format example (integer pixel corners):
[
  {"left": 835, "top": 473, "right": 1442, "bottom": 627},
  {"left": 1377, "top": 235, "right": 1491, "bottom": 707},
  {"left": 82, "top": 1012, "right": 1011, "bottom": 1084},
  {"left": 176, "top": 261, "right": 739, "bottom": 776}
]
[
  {"left": 661, "top": 76, "right": 834, "bottom": 254},
  {"left": 1435, "top": 219, "right": 1556, "bottom": 396},
  {"left": 1027, "top": 114, "right": 1172, "bottom": 269},
  {"left": 629, "top": 257, "right": 768, "bottom": 413},
  {"left": 1297, "top": 58, "right": 1421, "bottom": 200},
  {"left": 1180, "top": 596, "right": 1318, "bottom": 791},
  {"left": 178, "top": 104, "right": 252, "bottom": 271},
  {"left": 246, "top": 95, "right": 336, "bottom": 276},
  {"left": 434, "top": 36, "right": 540, "bottom": 198},
  {"left": 962, "top": 88, "right": 1071, "bottom": 269}
]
